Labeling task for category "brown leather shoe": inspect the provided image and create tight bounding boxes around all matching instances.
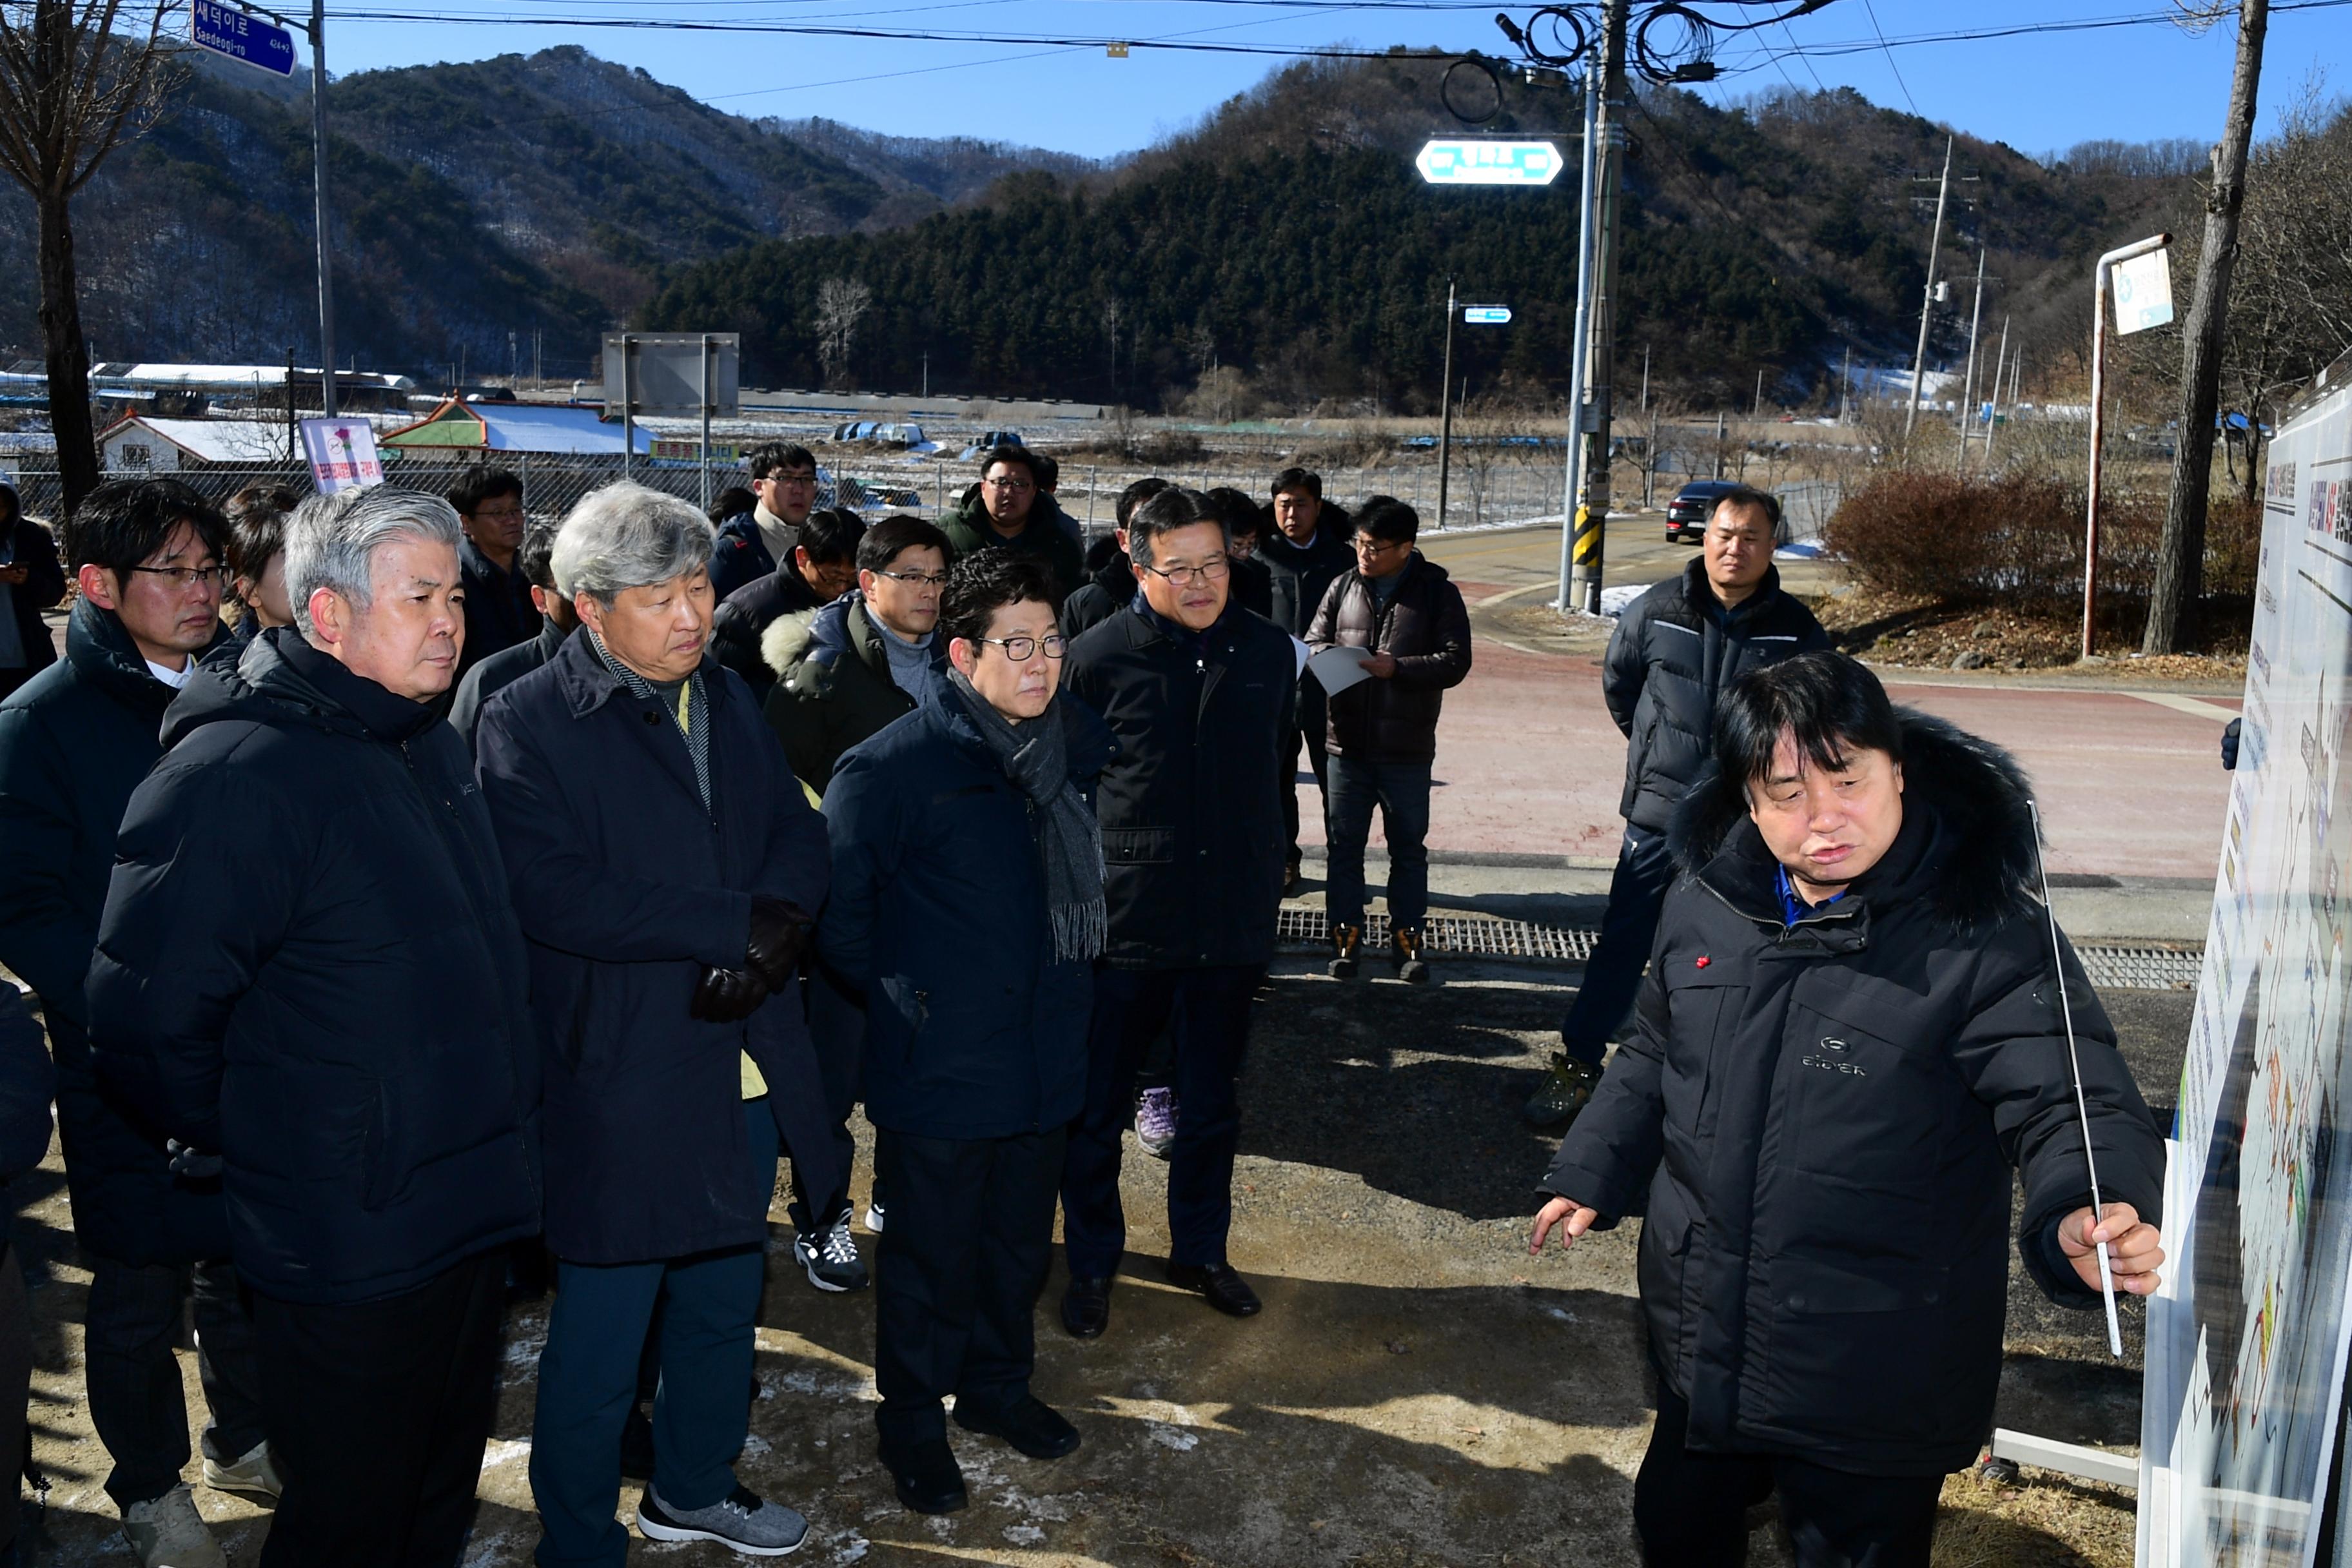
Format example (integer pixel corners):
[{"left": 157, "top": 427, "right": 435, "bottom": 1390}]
[{"left": 1391, "top": 927, "right": 1430, "bottom": 984}]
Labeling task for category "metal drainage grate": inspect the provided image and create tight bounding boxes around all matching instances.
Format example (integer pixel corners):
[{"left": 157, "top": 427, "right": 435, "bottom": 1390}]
[{"left": 1277, "top": 906, "right": 2202, "bottom": 990}]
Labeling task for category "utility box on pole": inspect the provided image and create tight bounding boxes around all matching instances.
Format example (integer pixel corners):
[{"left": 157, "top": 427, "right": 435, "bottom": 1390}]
[{"left": 602, "top": 333, "right": 740, "bottom": 498}]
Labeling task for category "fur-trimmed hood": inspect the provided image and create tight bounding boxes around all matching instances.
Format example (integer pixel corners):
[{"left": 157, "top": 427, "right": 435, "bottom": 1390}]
[
  {"left": 761, "top": 599, "right": 835, "bottom": 683},
  {"left": 1671, "top": 707, "right": 2041, "bottom": 934}
]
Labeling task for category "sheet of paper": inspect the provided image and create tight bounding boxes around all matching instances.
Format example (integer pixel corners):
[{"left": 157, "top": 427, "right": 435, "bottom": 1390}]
[{"left": 1308, "top": 644, "right": 1376, "bottom": 696}]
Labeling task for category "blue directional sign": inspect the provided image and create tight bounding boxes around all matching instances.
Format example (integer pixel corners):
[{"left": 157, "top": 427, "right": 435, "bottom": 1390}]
[
  {"left": 190, "top": 0, "right": 297, "bottom": 77},
  {"left": 1462, "top": 305, "right": 1513, "bottom": 325},
  {"left": 1415, "top": 140, "right": 1563, "bottom": 187}
]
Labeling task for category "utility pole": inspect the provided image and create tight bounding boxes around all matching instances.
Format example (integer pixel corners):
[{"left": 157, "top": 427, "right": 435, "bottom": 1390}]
[
  {"left": 1752, "top": 367, "right": 1765, "bottom": 418},
  {"left": 1905, "top": 136, "right": 1953, "bottom": 444},
  {"left": 309, "top": 0, "right": 337, "bottom": 419},
  {"left": 1979, "top": 314, "right": 2010, "bottom": 470},
  {"left": 1436, "top": 279, "right": 1458, "bottom": 529},
  {"left": 1955, "top": 246, "right": 1987, "bottom": 474},
  {"left": 1567, "top": 0, "right": 1630, "bottom": 616},
  {"left": 1838, "top": 345, "right": 1852, "bottom": 424},
  {"left": 1639, "top": 344, "right": 1649, "bottom": 414},
  {"left": 1553, "top": 52, "right": 1601, "bottom": 612}
]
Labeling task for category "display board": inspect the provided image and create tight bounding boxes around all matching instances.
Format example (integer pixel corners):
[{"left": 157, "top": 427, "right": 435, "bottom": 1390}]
[{"left": 2141, "top": 364, "right": 2352, "bottom": 1568}]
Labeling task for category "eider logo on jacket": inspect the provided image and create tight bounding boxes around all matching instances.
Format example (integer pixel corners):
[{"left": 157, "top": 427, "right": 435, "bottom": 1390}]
[{"left": 1803, "top": 1037, "right": 1865, "bottom": 1076}]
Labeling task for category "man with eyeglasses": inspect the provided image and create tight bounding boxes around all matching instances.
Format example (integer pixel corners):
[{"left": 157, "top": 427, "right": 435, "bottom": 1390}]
[
  {"left": 940, "top": 446, "right": 1084, "bottom": 603},
  {"left": 820, "top": 551, "right": 1114, "bottom": 1514},
  {"left": 1059, "top": 487, "right": 1294, "bottom": 1337},
  {"left": 761, "top": 515, "right": 957, "bottom": 1293},
  {"left": 1305, "top": 496, "right": 1472, "bottom": 984},
  {"left": 710, "top": 441, "right": 821, "bottom": 601},
  {"left": 449, "top": 467, "right": 537, "bottom": 678},
  {"left": 0, "top": 479, "right": 271, "bottom": 1568}
]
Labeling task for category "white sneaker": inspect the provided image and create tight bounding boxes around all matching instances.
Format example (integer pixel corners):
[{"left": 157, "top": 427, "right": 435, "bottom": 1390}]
[
  {"left": 863, "top": 1199, "right": 886, "bottom": 1234},
  {"left": 122, "top": 1483, "right": 227, "bottom": 1568},
  {"left": 202, "top": 1438, "right": 282, "bottom": 1504}
]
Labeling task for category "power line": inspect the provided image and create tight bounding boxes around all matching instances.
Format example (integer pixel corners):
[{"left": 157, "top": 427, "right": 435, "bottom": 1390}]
[{"left": 1856, "top": 0, "right": 1917, "bottom": 113}]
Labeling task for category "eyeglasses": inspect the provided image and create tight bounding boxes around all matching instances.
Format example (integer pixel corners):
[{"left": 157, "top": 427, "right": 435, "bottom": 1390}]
[
  {"left": 1137, "top": 556, "right": 1231, "bottom": 586},
  {"left": 763, "top": 473, "right": 818, "bottom": 488},
  {"left": 1354, "top": 536, "right": 1409, "bottom": 556},
  {"left": 983, "top": 475, "right": 1034, "bottom": 493},
  {"left": 127, "top": 564, "right": 229, "bottom": 590},
  {"left": 876, "top": 569, "right": 949, "bottom": 589},
  {"left": 973, "top": 633, "right": 1068, "bottom": 662}
]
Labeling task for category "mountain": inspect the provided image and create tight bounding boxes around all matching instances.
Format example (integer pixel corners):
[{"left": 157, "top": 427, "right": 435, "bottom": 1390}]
[
  {"left": 0, "top": 45, "right": 1086, "bottom": 380},
  {"left": 643, "top": 54, "right": 2189, "bottom": 411}
]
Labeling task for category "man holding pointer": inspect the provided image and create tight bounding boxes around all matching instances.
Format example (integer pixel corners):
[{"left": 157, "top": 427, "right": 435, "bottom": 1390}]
[{"left": 1532, "top": 652, "right": 2164, "bottom": 1567}]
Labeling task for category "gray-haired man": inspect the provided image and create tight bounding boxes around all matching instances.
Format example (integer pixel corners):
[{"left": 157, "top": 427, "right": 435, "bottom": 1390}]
[{"left": 88, "top": 487, "right": 544, "bottom": 1568}]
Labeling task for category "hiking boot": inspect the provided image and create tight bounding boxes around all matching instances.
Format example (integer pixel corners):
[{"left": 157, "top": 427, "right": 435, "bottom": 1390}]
[
  {"left": 1135, "top": 1087, "right": 1178, "bottom": 1159},
  {"left": 1522, "top": 1052, "right": 1604, "bottom": 1129},
  {"left": 1328, "top": 924, "right": 1362, "bottom": 979},
  {"left": 201, "top": 1439, "right": 282, "bottom": 1505},
  {"left": 792, "top": 1210, "right": 870, "bottom": 1293},
  {"left": 122, "top": 1484, "right": 226, "bottom": 1568},
  {"left": 1391, "top": 927, "right": 1430, "bottom": 984},
  {"left": 637, "top": 1482, "right": 809, "bottom": 1555}
]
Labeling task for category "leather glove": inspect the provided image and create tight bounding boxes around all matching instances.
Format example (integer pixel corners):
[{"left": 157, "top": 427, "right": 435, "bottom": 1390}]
[
  {"left": 744, "top": 897, "right": 818, "bottom": 992},
  {"left": 691, "top": 965, "right": 770, "bottom": 1023}
]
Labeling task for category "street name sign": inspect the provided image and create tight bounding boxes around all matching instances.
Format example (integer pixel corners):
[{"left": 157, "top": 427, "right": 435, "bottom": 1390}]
[
  {"left": 190, "top": 0, "right": 297, "bottom": 77},
  {"left": 1462, "top": 305, "right": 1514, "bottom": 324},
  {"left": 1415, "top": 141, "right": 1563, "bottom": 186}
]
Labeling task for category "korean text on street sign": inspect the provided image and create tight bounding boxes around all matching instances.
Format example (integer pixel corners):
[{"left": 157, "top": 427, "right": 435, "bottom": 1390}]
[
  {"left": 2113, "top": 248, "right": 2175, "bottom": 336},
  {"left": 300, "top": 418, "right": 384, "bottom": 494},
  {"left": 189, "top": 0, "right": 297, "bottom": 77},
  {"left": 1462, "top": 306, "right": 1514, "bottom": 325},
  {"left": 1415, "top": 141, "right": 1563, "bottom": 187}
]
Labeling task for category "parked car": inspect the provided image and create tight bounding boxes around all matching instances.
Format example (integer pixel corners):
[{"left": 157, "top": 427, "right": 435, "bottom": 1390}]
[{"left": 1665, "top": 480, "right": 1742, "bottom": 543}]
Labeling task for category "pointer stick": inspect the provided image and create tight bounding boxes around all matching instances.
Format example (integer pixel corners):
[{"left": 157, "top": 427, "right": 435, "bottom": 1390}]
[{"left": 2026, "top": 799, "right": 2125, "bottom": 1358}]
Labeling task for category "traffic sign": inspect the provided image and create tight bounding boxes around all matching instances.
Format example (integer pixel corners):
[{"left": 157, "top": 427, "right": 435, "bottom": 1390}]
[
  {"left": 1415, "top": 140, "right": 1563, "bottom": 187},
  {"left": 1462, "top": 306, "right": 1513, "bottom": 325},
  {"left": 190, "top": 0, "right": 297, "bottom": 77}
]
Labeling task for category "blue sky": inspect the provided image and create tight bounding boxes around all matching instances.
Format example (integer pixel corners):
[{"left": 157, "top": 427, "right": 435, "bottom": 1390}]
[{"left": 313, "top": 1, "right": 2349, "bottom": 158}]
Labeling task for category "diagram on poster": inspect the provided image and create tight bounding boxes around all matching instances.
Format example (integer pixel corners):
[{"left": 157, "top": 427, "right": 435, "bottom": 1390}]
[{"left": 2141, "top": 362, "right": 2352, "bottom": 1568}]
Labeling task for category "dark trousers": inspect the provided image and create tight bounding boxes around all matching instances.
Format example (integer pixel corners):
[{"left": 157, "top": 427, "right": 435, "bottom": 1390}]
[
  {"left": 1322, "top": 755, "right": 1434, "bottom": 934},
  {"left": 1280, "top": 689, "right": 1329, "bottom": 863},
  {"left": 0, "top": 1244, "right": 28, "bottom": 1560},
  {"left": 1061, "top": 966, "right": 1260, "bottom": 1279},
  {"left": 790, "top": 966, "right": 867, "bottom": 1233},
  {"left": 1558, "top": 825, "right": 1678, "bottom": 1064},
  {"left": 84, "top": 1253, "right": 266, "bottom": 1508},
  {"left": 872, "top": 1125, "right": 1065, "bottom": 1452},
  {"left": 529, "top": 1099, "right": 777, "bottom": 1568},
  {"left": 1634, "top": 1383, "right": 1942, "bottom": 1568},
  {"left": 251, "top": 1249, "right": 506, "bottom": 1568}
]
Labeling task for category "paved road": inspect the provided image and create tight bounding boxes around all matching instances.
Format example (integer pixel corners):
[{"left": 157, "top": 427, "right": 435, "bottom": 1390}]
[{"left": 1306, "top": 518, "right": 2240, "bottom": 883}]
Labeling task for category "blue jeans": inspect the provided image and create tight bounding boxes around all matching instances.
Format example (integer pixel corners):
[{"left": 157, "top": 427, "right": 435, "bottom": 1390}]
[
  {"left": 1558, "top": 826, "right": 1677, "bottom": 1065},
  {"left": 529, "top": 1099, "right": 778, "bottom": 1568},
  {"left": 1323, "top": 755, "right": 1434, "bottom": 934}
]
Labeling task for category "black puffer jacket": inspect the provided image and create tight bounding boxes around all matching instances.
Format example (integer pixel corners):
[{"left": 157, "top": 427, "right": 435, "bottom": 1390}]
[
  {"left": 762, "top": 594, "right": 946, "bottom": 794},
  {"left": 88, "top": 631, "right": 542, "bottom": 1305},
  {"left": 712, "top": 557, "right": 828, "bottom": 703},
  {"left": 1305, "top": 552, "right": 1472, "bottom": 765},
  {"left": 1060, "top": 555, "right": 1135, "bottom": 640},
  {"left": 1605, "top": 558, "right": 1830, "bottom": 831},
  {"left": 1540, "top": 713, "right": 2164, "bottom": 1476},
  {"left": 1257, "top": 511, "right": 1353, "bottom": 638},
  {"left": 1064, "top": 602, "right": 1294, "bottom": 971}
]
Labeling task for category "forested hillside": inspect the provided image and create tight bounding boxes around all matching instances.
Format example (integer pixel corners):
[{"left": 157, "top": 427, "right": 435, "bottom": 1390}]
[{"left": 645, "top": 54, "right": 2188, "bottom": 411}]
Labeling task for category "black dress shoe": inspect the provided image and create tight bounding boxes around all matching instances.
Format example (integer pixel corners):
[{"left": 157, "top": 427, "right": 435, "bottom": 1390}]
[
  {"left": 1061, "top": 1275, "right": 1112, "bottom": 1338},
  {"left": 1164, "top": 1260, "right": 1262, "bottom": 1317},
  {"left": 881, "top": 1439, "right": 968, "bottom": 1514},
  {"left": 619, "top": 1404, "right": 655, "bottom": 1480},
  {"left": 955, "top": 1394, "right": 1081, "bottom": 1459}
]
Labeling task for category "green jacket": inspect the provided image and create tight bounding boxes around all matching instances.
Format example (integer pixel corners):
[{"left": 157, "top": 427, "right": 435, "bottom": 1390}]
[
  {"left": 941, "top": 487, "right": 1087, "bottom": 603},
  {"left": 763, "top": 594, "right": 948, "bottom": 795}
]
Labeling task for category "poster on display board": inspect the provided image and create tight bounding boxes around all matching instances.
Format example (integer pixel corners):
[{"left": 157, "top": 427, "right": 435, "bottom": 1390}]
[
  {"left": 299, "top": 418, "right": 383, "bottom": 493},
  {"left": 2139, "top": 358, "right": 2352, "bottom": 1568}
]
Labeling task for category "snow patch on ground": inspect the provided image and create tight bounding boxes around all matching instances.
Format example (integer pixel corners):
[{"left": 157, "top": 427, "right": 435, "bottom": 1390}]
[
  {"left": 478, "top": 1437, "right": 531, "bottom": 1472},
  {"left": 1148, "top": 1423, "right": 1202, "bottom": 1451}
]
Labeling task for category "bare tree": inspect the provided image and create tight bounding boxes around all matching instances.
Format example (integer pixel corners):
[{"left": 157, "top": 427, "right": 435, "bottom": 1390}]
[
  {"left": 0, "top": 1, "right": 182, "bottom": 512},
  {"left": 1101, "top": 298, "right": 1124, "bottom": 399},
  {"left": 813, "top": 275, "right": 871, "bottom": 389},
  {"left": 2146, "top": 0, "right": 2271, "bottom": 654}
]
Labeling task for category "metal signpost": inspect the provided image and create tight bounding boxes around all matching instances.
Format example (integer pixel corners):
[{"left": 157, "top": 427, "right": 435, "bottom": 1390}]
[
  {"left": 2082, "top": 233, "right": 2172, "bottom": 658},
  {"left": 602, "top": 334, "right": 741, "bottom": 501},
  {"left": 188, "top": 0, "right": 337, "bottom": 417}
]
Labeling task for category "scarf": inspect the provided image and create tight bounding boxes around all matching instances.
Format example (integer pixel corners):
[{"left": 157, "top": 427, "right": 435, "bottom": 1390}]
[{"left": 946, "top": 668, "right": 1106, "bottom": 962}]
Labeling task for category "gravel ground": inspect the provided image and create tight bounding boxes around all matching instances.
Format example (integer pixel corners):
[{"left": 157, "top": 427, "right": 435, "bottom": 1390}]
[{"left": 7, "top": 961, "right": 2187, "bottom": 1566}]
